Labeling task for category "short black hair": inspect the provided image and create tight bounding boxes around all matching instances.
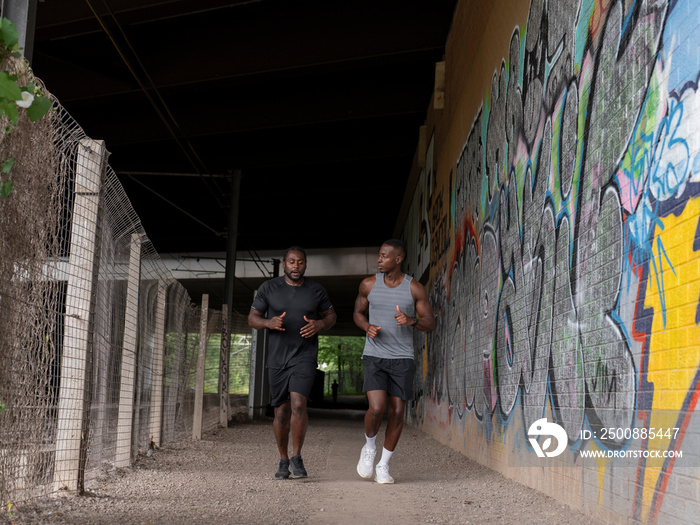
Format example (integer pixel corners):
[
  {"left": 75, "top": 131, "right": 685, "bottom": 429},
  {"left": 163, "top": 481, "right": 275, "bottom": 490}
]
[
  {"left": 382, "top": 238, "right": 406, "bottom": 257},
  {"left": 283, "top": 245, "right": 306, "bottom": 260}
]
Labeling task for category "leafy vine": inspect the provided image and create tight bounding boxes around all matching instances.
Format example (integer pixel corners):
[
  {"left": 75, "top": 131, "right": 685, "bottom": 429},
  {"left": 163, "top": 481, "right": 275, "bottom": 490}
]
[{"left": 0, "top": 17, "right": 51, "bottom": 197}]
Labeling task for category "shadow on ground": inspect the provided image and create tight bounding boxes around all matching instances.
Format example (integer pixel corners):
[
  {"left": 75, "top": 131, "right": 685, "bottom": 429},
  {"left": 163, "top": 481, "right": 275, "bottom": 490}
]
[{"left": 308, "top": 394, "right": 369, "bottom": 420}]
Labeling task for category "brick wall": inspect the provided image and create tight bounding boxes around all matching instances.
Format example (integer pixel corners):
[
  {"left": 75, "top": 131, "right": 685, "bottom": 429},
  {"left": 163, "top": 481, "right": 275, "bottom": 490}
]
[{"left": 403, "top": 1, "right": 700, "bottom": 523}]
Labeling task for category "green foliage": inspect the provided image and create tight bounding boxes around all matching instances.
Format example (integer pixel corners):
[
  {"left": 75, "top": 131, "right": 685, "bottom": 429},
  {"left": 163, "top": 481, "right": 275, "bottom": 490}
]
[
  {"left": 318, "top": 335, "right": 365, "bottom": 395},
  {"left": 0, "top": 157, "right": 11, "bottom": 196},
  {"left": 0, "top": 180, "right": 11, "bottom": 198},
  {"left": 0, "top": 17, "right": 18, "bottom": 49},
  {"left": 187, "top": 332, "right": 252, "bottom": 395},
  {"left": 26, "top": 94, "right": 50, "bottom": 122},
  {"left": 0, "top": 99, "right": 17, "bottom": 127},
  {"left": 318, "top": 335, "right": 364, "bottom": 369},
  {"left": 186, "top": 333, "right": 366, "bottom": 396},
  {"left": 0, "top": 17, "right": 51, "bottom": 198},
  {"left": 0, "top": 71, "right": 21, "bottom": 101}
]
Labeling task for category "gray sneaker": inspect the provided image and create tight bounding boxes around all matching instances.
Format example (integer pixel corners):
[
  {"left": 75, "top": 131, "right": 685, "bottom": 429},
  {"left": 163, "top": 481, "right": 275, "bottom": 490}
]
[
  {"left": 290, "top": 455, "right": 307, "bottom": 478},
  {"left": 356, "top": 445, "right": 376, "bottom": 478},
  {"left": 275, "top": 459, "right": 290, "bottom": 479}
]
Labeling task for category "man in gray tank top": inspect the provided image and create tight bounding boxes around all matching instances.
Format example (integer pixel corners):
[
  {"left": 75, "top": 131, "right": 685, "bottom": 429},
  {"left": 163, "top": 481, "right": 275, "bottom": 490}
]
[{"left": 353, "top": 239, "right": 435, "bottom": 483}]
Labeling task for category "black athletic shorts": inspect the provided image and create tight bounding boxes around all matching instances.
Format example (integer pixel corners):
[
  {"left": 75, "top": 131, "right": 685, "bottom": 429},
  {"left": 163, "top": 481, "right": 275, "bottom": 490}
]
[
  {"left": 362, "top": 355, "right": 416, "bottom": 401},
  {"left": 268, "top": 360, "right": 317, "bottom": 407}
]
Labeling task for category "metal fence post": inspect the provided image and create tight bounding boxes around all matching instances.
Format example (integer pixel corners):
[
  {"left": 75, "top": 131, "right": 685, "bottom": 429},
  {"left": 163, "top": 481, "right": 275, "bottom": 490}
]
[
  {"left": 219, "top": 303, "right": 230, "bottom": 427},
  {"left": 193, "top": 294, "right": 209, "bottom": 440}
]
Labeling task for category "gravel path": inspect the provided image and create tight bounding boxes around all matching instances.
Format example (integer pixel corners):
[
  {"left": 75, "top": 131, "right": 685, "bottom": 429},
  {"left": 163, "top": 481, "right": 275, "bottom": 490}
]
[{"left": 6, "top": 407, "right": 603, "bottom": 525}]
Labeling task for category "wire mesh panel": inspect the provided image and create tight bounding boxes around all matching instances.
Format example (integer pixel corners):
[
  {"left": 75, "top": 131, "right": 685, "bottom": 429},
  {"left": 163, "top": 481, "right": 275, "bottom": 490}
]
[
  {"left": 201, "top": 312, "right": 252, "bottom": 398},
  {"left": 229, "top": 313, "right": 253, "bottom": 397},
  {"left": 0, "top": 73, "right": 70, "bottom": 501},
  {"left": 175, "top": 309, "right": 253, "bottom": 435},
  {"left": 0, "top": 74, "right": 246, "bottom": 501},
  {"left": 162, "top": 290, "right": 199, "bottom": 442}
]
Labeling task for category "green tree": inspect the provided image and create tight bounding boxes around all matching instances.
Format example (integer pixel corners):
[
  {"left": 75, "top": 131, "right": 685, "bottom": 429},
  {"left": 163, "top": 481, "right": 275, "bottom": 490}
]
[{"left": 318, "top": 336, "right": 365, "bottom": 394}]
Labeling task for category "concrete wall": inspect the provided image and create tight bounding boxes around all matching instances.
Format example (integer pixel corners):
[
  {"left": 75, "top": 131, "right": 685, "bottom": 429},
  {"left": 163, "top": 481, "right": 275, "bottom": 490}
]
[{"left": 403, "top": 1, "right": 700, "bottom": 523}]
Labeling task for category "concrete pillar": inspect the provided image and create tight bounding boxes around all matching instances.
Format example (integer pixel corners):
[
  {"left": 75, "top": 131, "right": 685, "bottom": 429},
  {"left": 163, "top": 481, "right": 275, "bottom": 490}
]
[
  {"left": 115, "top": 234, "right": 142, "bottom": 468},
  {"left": 150, "top": 280, "right": 167, "bottom": 447},
  {"left": 53, "top": 139, "right": 106, "bottom": 492}
]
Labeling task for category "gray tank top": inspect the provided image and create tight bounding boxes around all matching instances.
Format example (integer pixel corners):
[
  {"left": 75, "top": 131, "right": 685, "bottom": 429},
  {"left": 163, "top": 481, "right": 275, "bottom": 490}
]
[{"left": 362, "top": 273, "right": 416, "bottom": 359}]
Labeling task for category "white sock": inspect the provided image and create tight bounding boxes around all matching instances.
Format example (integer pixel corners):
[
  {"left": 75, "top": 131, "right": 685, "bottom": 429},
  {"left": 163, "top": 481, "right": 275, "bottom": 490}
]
[
  {"left": 365, "top": 434, "right": 377, "bottom": 450},
  {"left": 377, "top": 447, "right": 393, "bottom": 466}
]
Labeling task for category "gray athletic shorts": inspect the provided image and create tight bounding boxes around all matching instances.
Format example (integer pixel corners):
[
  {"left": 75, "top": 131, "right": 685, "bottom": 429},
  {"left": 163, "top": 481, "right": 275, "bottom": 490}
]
[
  {"left": 268, "top": 361, "right": 316, "bottom": 407},
  {"left": 362, "top": 355, "right": 415, "bottom": 400}
]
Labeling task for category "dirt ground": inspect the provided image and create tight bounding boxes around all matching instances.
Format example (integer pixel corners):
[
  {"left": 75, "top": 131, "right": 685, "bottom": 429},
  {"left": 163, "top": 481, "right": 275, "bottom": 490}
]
[{"left": 5, "top": 404, "right": 604, "bottom": 525}]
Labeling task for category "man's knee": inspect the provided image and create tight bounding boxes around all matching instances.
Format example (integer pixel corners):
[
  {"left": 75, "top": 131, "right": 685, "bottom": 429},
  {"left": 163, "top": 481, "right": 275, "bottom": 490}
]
[
  {"left": 388, "top": 399, "right": 405, "bottom": 419},
  {"left": 290, "top": 395, "right": 307, "bottom": 414},
  {"left": 274, "top": 403, "right": 291, "bottom": 421},
  {"left": 387, "top": 408, "right": 403, "bottom": 422},
  {"left": 368, "top": 403, "right": 385, "bottom": 419}
]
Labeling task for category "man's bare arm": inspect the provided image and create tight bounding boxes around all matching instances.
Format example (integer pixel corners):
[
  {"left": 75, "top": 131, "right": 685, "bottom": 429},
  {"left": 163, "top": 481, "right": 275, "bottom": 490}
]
[
  {"left": 410, "top": 280, "right": 435, "bottom": 332},
  {"left": 353, "top": 276, "right": 381, "bottom": 338}
]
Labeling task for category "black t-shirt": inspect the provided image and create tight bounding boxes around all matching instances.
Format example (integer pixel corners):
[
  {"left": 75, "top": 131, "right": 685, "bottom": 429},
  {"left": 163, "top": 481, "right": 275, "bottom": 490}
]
[{"left": 251, "top": 276, "right": 333, "bottom": 369}]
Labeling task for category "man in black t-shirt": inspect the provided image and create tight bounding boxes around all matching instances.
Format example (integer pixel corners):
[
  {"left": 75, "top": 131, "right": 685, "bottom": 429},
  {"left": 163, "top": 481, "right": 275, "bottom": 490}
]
[{"left": 248, "top": 246, "right": 336, "bottom": 479}]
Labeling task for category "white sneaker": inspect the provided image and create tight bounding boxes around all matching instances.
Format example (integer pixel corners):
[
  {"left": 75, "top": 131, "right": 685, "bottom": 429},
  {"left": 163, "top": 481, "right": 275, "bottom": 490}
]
[
  {"left": 356, "top": 445, "right": 376, "bottom": 478},
  {"left": 374, "top": 463, "right": 394, "bottom": 484}
]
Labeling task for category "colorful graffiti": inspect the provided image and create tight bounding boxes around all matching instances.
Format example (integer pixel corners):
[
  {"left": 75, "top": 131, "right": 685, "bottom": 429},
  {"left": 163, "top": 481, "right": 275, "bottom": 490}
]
[{"left": 410, "top": 0, "right": 700, "bottom": 523}]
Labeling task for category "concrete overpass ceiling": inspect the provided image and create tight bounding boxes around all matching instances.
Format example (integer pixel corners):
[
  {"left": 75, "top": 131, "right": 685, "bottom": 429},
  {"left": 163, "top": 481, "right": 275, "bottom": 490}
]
[
  {"left": 163, "top": 247, "right": 379, "bottom": 335},
  {"left": 27, "top": 0, "right": 457, "bottom": 332}
]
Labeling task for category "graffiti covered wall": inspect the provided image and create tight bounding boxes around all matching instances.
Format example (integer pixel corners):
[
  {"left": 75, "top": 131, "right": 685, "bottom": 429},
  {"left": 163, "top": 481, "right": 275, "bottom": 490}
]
[{"left": 404, "top": 1, "right": 700, "bottom": 523}]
